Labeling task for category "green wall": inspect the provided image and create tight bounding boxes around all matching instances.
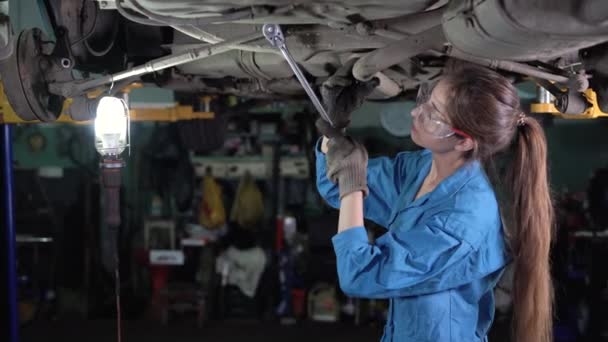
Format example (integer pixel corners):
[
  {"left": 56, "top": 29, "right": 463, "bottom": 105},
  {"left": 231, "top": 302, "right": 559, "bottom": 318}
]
[
  {"left": 545, "top": 119, "right": 608, "bottom": 192},
  {"left": 12, "top": 124, "right": 95, "bottom": 169},
  {"left": 10, "top": 0, "right": 51, "bottom": 33}
]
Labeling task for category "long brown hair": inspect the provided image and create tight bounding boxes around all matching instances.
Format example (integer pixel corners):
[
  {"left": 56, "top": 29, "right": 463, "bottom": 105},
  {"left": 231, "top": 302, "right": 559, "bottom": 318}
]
[{"left": 443, "top": 61, "right": 554, "bottom": 342}]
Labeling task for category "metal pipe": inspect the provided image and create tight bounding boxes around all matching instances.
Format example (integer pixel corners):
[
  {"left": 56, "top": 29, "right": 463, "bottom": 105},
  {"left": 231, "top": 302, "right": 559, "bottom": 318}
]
[
  {"left": 120, "top": 0, "right": 281, "bottom": 54},
  {"left": 2, "top": 124, "right": 18, "bottom": 342},
  {"left": 373, "top": 71, "right": 402, "bottom": 98},
  {"left": 537, "top": 86, "right": 554, "bottom": 104},
  {"left": 117, "top": 0, "right": 283, "bottom": 55},
  {"left": 352, "top": 25, "right": 445, "bottom": 81},
  {"left": 173, "top": 26, "right": 222, "bottom": 44},
  {"left": 172, "top": 25, "right": 278, "bottom": 54},
  {"left": 49, "top": 32, "right": 263, "bottom": 97},
  {"left": 115, "top": 0, "right": 166, "bottom": 26},
  {"left": 535, "top": 78, "right": 565, "bottom": 98},
  {"left": 128, "top": 0, "right": 254, "bottom": 26},
  {"left": 446, "top": 47, "right": 570, "bottom": 84},
  {"left": 372, "top": 29, "right": 407, "bottom": 41},
  {"left": 372, "top": 7, "right": 444, "bottom": 36},
  {"left": 577, "top": 0, "right": 608, "bottom": 24}
]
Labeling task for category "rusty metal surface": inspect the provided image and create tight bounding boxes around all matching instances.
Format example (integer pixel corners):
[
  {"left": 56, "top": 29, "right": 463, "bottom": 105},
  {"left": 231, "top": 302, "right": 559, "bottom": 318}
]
[{"left": 0, "top": 28, "right": 68, "bottom": 121}]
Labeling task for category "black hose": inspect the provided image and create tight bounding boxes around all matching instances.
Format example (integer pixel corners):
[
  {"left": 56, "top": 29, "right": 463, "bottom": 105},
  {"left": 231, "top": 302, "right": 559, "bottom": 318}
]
[
  {"left": 85, "top": 36, "right": 116, "bottom": 56},
  {"left": 84, "top": 16, "right": 119, "bottom": 57},
  {"left": 71, "top": 0, "right": 99, "bottom": 47}
]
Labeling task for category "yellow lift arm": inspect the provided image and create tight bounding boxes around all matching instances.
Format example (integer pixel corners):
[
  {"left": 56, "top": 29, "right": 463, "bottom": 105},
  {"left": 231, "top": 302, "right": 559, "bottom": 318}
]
[
  {"left": 530, "top": 88, "right": 608, "bottom": 119},
  {"left": 0, "top": 83, "right": 215, "bottom": 124}
]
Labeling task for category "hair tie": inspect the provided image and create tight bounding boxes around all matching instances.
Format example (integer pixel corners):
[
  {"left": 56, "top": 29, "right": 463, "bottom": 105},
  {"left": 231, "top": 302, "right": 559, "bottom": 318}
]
[{"left": 517, "top": 112, "right": 527, "bottom": 127}]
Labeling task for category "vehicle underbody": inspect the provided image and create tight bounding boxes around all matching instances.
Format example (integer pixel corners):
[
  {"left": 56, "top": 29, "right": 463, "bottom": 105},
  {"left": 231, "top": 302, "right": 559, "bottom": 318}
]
[{"left": 1, "top": 0, "right": 608, "bottom": 123}]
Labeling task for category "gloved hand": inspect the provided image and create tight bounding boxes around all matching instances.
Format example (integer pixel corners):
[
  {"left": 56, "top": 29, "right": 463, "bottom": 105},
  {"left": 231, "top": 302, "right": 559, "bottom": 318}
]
[
  {"left": 316, "top": 118, "right": 342, "bottom": 140},
  {"left": 320, "top": 59, "right": 380, "bottom": 132},
  {"left": 325, "top": 134, "right": 369, "bottom": 199}
]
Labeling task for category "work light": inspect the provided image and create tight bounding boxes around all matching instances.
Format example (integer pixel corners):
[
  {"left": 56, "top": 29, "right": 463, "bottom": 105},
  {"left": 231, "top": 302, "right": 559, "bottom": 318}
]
[{"left": 94, "top": 96, "right": 129, "bottom": 157}]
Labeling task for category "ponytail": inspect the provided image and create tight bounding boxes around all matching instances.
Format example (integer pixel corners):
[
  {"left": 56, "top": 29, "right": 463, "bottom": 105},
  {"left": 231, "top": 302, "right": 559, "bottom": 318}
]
[
  {"left": 442, "top": 60, "right": 554, "bottom": 341},
  {"left": 506, "top": 117, "right": 554, "bottom": 342}
]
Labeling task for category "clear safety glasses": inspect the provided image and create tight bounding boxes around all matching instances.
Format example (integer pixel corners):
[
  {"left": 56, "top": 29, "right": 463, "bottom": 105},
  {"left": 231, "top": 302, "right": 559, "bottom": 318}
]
[{"left": 412, "top": 82, "right": 472, "bottom": 140}]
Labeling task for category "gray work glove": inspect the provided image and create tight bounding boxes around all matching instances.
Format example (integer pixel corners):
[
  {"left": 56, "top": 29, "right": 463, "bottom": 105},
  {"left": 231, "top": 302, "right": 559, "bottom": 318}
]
[
  {"left": 325, "top": 134, "right": 369, "bottom": 199},
  {"left": 316, "top": 118, "right": 343, "bottom": 139},
  {"left": 320, "top": 59, "right": 380, "bottom": 132}
]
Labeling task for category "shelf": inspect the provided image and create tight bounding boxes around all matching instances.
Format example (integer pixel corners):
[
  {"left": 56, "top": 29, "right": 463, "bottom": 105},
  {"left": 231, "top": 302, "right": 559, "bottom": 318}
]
[{"left": 190, "top": 155, "right": 309, "bottom": 180}]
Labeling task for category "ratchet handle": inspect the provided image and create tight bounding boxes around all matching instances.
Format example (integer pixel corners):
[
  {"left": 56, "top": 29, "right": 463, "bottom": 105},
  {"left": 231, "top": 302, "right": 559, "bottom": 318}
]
[{"left": 263, "top": 24, "right": 335, "bottom": 127}]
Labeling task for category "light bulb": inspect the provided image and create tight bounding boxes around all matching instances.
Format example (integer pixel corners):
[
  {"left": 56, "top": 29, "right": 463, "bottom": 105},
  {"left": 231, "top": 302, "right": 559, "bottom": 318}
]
[{"left": 94, "top": 96, "right": 128, "bottom": 156}]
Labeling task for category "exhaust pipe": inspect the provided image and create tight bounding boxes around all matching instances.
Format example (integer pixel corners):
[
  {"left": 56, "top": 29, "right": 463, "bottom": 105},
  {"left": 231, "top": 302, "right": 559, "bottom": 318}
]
[{"left": 352, "top": 25, "right": 445, "bottom": 81}]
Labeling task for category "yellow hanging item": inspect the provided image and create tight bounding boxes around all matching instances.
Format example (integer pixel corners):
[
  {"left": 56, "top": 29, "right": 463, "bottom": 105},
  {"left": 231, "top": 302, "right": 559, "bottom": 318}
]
[
  {"left": 230, "top": 173, "right": 265, "bottom": 230},
  {"left": 199, "top": 175, "right": 226, "bottom": 230}
]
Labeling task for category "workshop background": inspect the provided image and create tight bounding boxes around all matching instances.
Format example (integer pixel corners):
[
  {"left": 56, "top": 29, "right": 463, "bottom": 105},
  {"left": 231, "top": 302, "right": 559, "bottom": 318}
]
[{"left": 2, "top": 1, "right": 608, "bottom": 342}]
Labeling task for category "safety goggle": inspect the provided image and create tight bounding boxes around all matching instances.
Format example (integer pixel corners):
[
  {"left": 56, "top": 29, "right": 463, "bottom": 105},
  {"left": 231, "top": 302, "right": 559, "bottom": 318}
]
[{"left": 412, "top": 83, "right": 472, "bottom": 140}]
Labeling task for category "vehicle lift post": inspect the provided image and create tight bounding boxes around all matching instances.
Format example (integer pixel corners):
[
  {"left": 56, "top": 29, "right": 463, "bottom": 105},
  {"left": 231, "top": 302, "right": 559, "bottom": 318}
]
[{"left": 2, "top": 123, "right": 18, "bottom": 342}]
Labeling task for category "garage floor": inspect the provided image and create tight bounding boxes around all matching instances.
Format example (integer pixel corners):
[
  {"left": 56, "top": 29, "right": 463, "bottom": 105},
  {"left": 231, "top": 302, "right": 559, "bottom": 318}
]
[
  {"left": 21, "top": 318, "right": 512, "bottom": 342},
  {"left": 21, "top": 319, "right": 383, "bottom": 342}
]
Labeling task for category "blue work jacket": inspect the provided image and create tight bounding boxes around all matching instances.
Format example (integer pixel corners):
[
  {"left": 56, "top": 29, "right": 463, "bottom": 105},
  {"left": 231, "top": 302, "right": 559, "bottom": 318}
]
[{"left": 316, "top": 145, "right": 509, "bottom": 341}]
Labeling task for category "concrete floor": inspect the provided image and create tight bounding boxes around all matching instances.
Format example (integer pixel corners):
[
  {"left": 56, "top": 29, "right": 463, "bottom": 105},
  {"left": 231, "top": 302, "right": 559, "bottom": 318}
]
[
  {"left": 21, "top": 319, "right": 383, "bottom": 342},
  {"left": 20, "top": 319, "right": 515, "bottom": 342}
]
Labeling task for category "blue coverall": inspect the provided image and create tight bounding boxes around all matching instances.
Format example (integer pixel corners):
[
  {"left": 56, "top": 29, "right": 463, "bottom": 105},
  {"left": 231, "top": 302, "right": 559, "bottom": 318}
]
[{"left": 316, "top": 145, "right": 509, "bottom": 341}]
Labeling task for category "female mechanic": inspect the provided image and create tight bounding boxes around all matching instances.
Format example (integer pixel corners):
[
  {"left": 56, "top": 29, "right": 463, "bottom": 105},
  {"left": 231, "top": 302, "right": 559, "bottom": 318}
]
[{"left": 316, "top": 61, "right": 553, "bottom": 342}]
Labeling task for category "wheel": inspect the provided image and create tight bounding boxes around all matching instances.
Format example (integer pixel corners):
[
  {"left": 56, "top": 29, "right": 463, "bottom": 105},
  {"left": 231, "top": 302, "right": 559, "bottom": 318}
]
[{"left": 0, "top": 28, "right": 68, "bottom": 121}]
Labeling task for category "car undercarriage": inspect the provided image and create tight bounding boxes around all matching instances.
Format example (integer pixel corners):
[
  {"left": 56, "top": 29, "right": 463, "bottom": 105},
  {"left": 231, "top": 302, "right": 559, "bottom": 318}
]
[{"left": 0, "top": 0, "right": 608, "bottom": 123}]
